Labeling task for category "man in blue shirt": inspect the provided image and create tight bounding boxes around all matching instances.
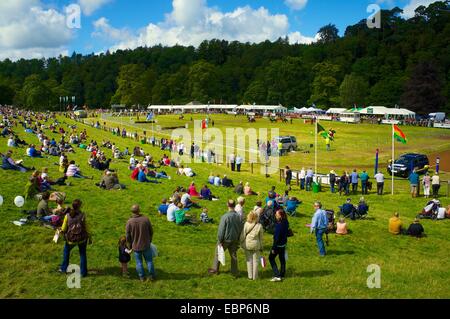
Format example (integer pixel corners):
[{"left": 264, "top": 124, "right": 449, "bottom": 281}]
[
  {"left": 310, "top": 201, "right": 328, "bottom": 256},
  {"left": 138, "top": 168, "right": 159, "bottom": 184},
  {"left": 408, "top": 169, "right": 420, "bottom": 198},
  {"left": 360, "top": 170, "right": 369, "bottom": 195},
  {"left": 351, "top": 169, "right": 359, "bottom": 194}
]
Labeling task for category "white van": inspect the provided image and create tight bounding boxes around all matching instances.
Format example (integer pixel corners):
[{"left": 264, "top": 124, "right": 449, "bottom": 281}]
[{"left": 429, "top": 113, "right": 446, "bottom": 122}]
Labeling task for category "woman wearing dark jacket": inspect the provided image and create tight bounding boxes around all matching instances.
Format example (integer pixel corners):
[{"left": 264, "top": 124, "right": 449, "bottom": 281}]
[{"left": 269, "top": 209, "right": 289, "bottom": 282}]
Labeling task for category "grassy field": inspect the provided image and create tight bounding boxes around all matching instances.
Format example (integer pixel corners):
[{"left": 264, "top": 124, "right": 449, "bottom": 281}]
[{"left": 0, "top": 114, "right": 449, "bottom": 299}]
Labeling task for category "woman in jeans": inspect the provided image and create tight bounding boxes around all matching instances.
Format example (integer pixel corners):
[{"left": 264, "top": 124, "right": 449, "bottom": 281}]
[
  {"left": 269, "top": 209, "right": 289, "bottom": 282},
  {"left": 240, "top": 211, "right": 264, "bottom": 280}
]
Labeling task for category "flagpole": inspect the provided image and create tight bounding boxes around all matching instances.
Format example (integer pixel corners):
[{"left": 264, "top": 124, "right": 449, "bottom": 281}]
[
  {"left": 315, "top": 117, "right": 318, "bottom": 181},
  {"left": 392, "top": 124, "right": 394, "bottom": 195}
]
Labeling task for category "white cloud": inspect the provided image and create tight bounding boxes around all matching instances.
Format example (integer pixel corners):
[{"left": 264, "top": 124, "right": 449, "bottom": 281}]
[
  {"left": 78, "top": 0, "right": 112, "bottom": 16},
  {"left": 97, "top": 0, "right": 316, "bottom": 52},
  {"left": 92, "top": 17, "right": 132, "bottom": 42},
  {"left": 0, "top": 0, "right": 72, "bottom": 61},
  {"left": 284, "top": 0, "right": 308, "bottom": 11},
  {"left": 402, "top": 0, "right": 440, "bottom": 18},
  {"left": 288, "top": 31, "right": 319, "bottom": 44}
]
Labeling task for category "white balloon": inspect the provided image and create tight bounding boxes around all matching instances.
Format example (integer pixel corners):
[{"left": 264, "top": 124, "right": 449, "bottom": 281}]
[
  {"left": 14, "top": 196, "right": 25, "bottom": 208},
  {"left": 0, "top": 195, "right": 3, "bottom": 206}
]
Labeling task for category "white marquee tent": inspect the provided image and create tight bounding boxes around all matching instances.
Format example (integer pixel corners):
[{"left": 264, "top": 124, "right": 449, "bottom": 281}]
[
  {"left": 359, "top": 106, "right": 415, "bottom": 118},
  {"left": 326, "top": 108, "right": 347, "bottom": 114}
]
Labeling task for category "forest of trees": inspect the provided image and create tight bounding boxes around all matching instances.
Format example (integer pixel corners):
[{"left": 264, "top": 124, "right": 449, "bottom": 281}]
[{"left": 0, "top": 1, "right": 449, "bottom": 114}]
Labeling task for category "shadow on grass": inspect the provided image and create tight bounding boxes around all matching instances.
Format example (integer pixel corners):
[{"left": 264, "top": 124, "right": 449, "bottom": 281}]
[
  {"left": 93, "top": 267, "right": 207, "bottom": 281},
  {"left": 326, "top": 250, "right": 355, "bottom": 256},
  {"left": 296, "top": 270, "right": 334, "bottom": 278}
]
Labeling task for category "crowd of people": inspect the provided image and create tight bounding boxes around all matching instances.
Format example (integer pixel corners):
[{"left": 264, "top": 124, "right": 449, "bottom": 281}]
[{"left": 1, "top": 106, "right": 449, "bottom": 285}]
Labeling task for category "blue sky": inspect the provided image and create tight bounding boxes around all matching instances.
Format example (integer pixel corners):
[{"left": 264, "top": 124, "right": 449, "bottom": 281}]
[{"left": 0, "top": 0, "right": 440, "bottom": 60}]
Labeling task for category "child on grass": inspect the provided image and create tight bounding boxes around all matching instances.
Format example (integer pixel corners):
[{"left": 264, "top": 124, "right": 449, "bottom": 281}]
[
  {"left": 200, "top": 208, "right": 214, "bottom": 223},
  {"left": 118, "top": 236, "right": 132, "bottom": 278}
]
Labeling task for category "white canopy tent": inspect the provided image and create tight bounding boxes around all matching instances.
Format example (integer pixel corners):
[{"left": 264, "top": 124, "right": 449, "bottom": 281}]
[
  {"left": 326, "top": 108, "right": 347, "bottom": 114},
  {"left": 237, "top": 105, "right": 288, "bottom": 113},
  {"left": 359, "top": 106, "right": 416, "bottom": 118},
  {"left": 293, "top": 107, "right": 309, "bottom": 113}
]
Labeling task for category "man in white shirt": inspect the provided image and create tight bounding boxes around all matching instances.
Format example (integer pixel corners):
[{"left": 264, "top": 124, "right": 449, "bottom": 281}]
[
  {"left": 299, "top": 168, "right": 306, "bottom": 190},
  {"left": 431, "top": 173, "right": 440, "bottom": 197},
  {"left": 236, "top": 155, "right": 243, "bottom": 172},
  {"left": 183, "top": 167, "right": 195, "bottom": 177},
  {"left": 166, "top": 200, "right": 178, "bottom": 222},
  {"left": 7, "top": 136, "right": 15, "bottom": 147},
  {"left": 374, "top": 172, "right": 384, "bottom": 195},
  {"left": 214, "top": 175, "right": 221, "bottom": 186},
  {"left": 129, "top": 155, "right": 136, "bottom": 169}
]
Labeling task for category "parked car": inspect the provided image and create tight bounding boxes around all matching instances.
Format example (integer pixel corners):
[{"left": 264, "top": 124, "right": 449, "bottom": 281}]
[
  {"left": 387, "top": 153, "right": 429, "bottom": 178},
  {"left": 276, "top": 136, "right": 298, "bottom": 153}
]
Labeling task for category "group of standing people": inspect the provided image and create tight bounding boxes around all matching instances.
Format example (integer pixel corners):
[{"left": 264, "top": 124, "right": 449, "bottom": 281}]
[{"left": 208, "top": 199, "right": 290, "bottom": 282}]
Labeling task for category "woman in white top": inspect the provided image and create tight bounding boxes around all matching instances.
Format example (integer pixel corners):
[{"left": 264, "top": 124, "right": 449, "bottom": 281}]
[
  {"left": 422, "top": 173, "right": 431, "bottom": 198},
  {"left": 299, "top": 168, "right": 306, "bottom": 190},
  {"left": 240, "top": 211, "right": 264, "bottom": 280},
  {"left": 7, "top": 136, "right": 15, "bottom": 147}
]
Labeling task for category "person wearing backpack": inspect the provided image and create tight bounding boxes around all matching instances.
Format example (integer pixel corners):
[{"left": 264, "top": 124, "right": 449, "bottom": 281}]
[{"left": 59, "top": 199, "right": 91, "bottom": 277}]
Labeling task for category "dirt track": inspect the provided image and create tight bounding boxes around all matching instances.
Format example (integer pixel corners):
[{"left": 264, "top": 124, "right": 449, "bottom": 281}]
[{"left": 428, "top": 150, "right": 450, "bottom": 172}]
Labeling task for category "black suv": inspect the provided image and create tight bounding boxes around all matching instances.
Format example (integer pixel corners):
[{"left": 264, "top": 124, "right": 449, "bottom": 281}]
[{"left": 387, "top": 153, "right": 429, "bottom": 178}]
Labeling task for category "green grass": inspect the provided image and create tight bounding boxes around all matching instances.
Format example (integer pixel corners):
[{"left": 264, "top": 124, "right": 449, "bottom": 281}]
[{"left": 0, "top": 114, "right": 449, "bottom": 299}]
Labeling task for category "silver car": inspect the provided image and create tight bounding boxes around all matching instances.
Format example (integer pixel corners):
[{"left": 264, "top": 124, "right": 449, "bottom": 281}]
[{"left": 277, "top": 136, "right": 298, "bottom": 152}]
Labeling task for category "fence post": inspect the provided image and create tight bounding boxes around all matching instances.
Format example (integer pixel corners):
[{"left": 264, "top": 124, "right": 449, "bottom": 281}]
[
  {"left": 447, "top": 181, "right": 449, "bottom": 198},
  {"left": 251, "top": 163, "right": 254, "bottom": 174},
  {"left": 297, "top": 171, "right": 300, "bottom": 187}
]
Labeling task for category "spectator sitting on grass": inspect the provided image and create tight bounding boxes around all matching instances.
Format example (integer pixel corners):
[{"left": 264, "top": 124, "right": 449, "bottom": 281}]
[
  {"left": 181, "top": 192, "right": 201, "bottom": 209},
  {"left": 389, "top": 212, "right": 404, "bottom": 235},
  {"left": 188, "top": 182, "right": 200, "bottom": 197},
  {"left": 175, "top": 202, "right": 196, "bottom": 226},
  {"left": 208, "top": 173, "right": 215, "bottom": 185},
  {"left": 336, "top": 218, "right": 348, "bottom": 235},
  {"left": 356, "top": 197, "right": 369, "bottom": 218},
  {"left": 340, "top": 198, "right": 356, "bottom": 219},
  {"left": 407, "top": 218, "right": 425, "bottom": 238},
  {"left": 200, "top": 184, "right": 218, "bottom": 201},
  {"left": 285, "top": 197, "right": 301, "bottom": 217},
  {"left": 158, "top": 199, "right": 169, "bottom": 216},
  {"left": 244, "top": 182, "right": 259, "bottom": 196},
  {"left": 166, "top": 198, "right": 178, "bottom": 223},
  {"left": 137, "top": 166, "right": 160, "bottom": 184},
  {"left": 99, "top": 170, "right": 125, "bottom": 190},
  {"left": 200, "top": 208, "right": 214, "bottom": 223},
  {"left": 66, "top": 160, "right": 92, "bottom": 179},
  {"left": 222, "top": 175, "right": 234, "bottom": 187},
  {"left": 234, "top": 181, "right": 244, "bottom": 195}
]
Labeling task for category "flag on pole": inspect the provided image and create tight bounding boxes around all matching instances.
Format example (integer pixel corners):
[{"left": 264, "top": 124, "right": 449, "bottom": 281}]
[
  {"left": 202, "top": 119, "right": 208, "bottom": 130},
  {"left": 317, "top": 122, "right": 326, "bottom": 134},
  {"left": 393, "top": 125, "right": 407, "bottom": 144}
]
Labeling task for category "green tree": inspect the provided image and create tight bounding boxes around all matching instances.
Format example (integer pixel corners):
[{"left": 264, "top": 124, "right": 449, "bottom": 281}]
[
  {"left": 368, "top": 76, "right": 405, "bottom": 106},
  {"left": 111, "top": 64, "right": 147, "bottom": 107},
  {"left": 400, "top": 62, "right": 446, "bottom": 113},
  {"left": 19, "top": 74, "right": 53, "bottom": 110},
  {"left": 187, "top": 61, "right": 219, "bottom": 103},
  {"left": 243, "top": 80, "right": 267, "bottom": 105},
  {"left": 317, "top": 24, "right": 340, "bottom": 44},
  {"left": 309, "top": 62, "right": 341, "bottom": 108},
  {"left": 339, "top": 74, "right": 369, "bottom": 107}
]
